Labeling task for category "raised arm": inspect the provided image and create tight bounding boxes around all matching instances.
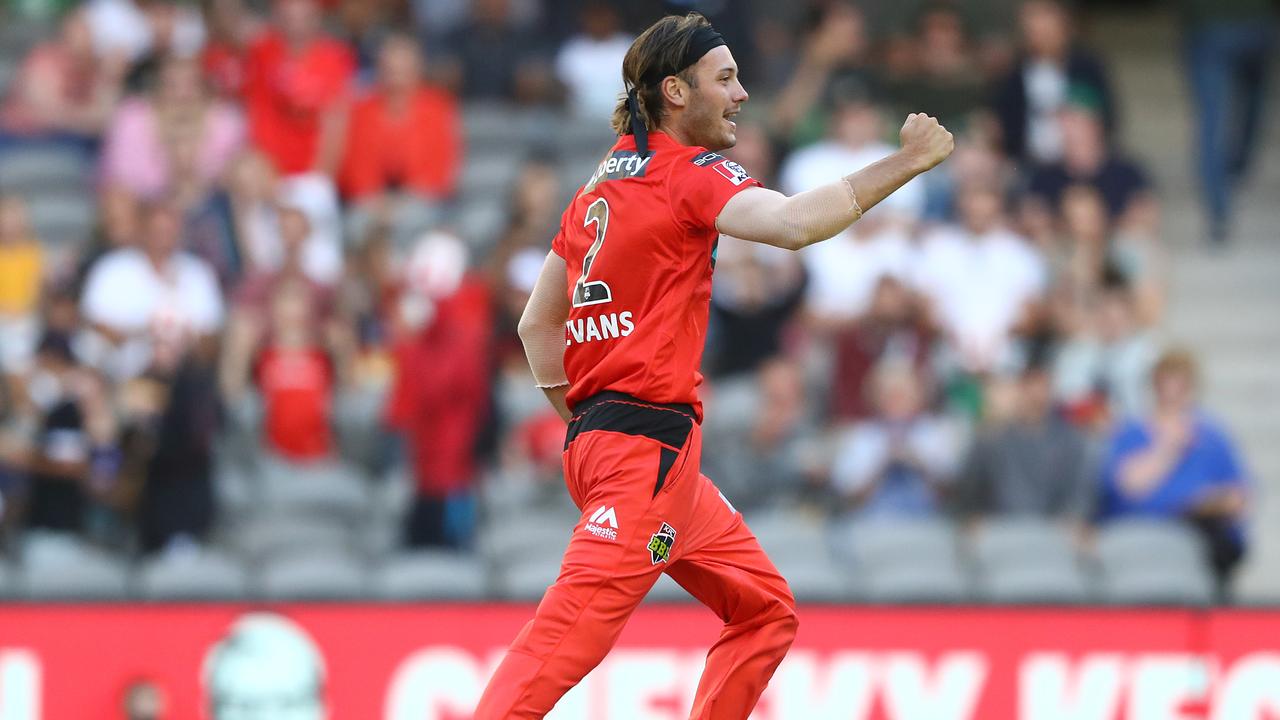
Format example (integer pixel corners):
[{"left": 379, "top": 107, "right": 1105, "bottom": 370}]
[
  {"left": 518, "top": 251, "right": 573, "bottom": 421},
  {"left": 716, "top": 114, "right": 954, "bottom": 251}
]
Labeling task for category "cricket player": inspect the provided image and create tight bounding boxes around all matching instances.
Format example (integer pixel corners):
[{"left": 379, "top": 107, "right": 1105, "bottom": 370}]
[{"left": 476, "top": 12, "right": 953, "bottom": 718}]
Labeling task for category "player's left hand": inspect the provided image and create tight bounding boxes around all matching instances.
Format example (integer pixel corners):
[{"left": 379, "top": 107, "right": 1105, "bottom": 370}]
[{"left": 899, "top": 113, "right": 955, "bottom": 172}]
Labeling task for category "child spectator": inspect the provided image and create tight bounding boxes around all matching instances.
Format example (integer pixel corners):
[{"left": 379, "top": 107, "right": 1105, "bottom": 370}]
[
  {"left": 252, "top": 282, "right": 338, "bottom": 461},
  {"left": 0, "top": 196, "right": 43, "bottom": 379}
]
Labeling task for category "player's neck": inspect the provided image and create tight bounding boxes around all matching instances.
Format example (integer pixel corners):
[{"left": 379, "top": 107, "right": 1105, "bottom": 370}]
[{"left": 656, "top": 121, "right": 696, "bottom": 149}]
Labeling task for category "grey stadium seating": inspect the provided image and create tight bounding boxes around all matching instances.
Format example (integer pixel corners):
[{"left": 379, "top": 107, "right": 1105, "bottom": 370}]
[
  {"left": 1098, "top": 563, "right": 1216, "bottom": 605},
  {"left": 1095, "top": 519, "right": 1208, "bottom": 573},
  {"left": 229, "top": 514, "right": 358, "bottom": 563},
  {"left": 18, "top": 542, "right": 130, "bottom": 600},
  {"left": 969, "top": 518, "right": 1094, "bottom": 603},
  {"left": 976, "top": 562, "right": 1093, "bottom": 604},
  {"left": 479, "top": 514, "right": 574, "bottom": 568},
  {"left": 495, "top": 554, "right": 562, "bottom": 601},
  {"left": 260, "top": 550, "right": 368, "bottom": 600},
  {"left": 372, "top": 551, "right": 490, "bottom": 600},
  {"left": 257, "top": 458, "right": 371, "bottom": 522},
  {"left": 831, "top": 517, "right": 961, "bottom": 574},
  {"left": 861, "top": 559, "right": 972, "bottom": 604},
  {"left": 136, "top": 550, "right": 253, "bottom": 600},
  {"left": 1094, "top": 519, "right": 1216, "bottom": 605}
]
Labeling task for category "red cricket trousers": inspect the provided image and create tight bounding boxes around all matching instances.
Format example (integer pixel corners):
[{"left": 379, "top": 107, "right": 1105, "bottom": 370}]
[{"left": 475, "top": 393, "right": 798, "bottom": 719}]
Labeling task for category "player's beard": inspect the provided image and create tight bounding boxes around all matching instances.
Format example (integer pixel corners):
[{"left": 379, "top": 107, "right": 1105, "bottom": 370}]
[{"left": 687, "top": 93, "right": 737, "bottom": 152}]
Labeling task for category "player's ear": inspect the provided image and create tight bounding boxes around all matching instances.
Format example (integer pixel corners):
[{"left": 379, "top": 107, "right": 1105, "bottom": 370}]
[{"left": 661, "top": 75, "right": 687, "bottom": 109}]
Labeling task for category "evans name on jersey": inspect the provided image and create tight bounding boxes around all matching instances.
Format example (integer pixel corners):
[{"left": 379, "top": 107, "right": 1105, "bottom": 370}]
[{"left": 566, "top": 311, "right": 634, "bottom": 346}]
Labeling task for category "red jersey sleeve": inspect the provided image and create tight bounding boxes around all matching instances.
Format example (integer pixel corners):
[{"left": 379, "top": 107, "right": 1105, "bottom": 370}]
[
  {"left": 670, "top": 150, "right": 762, "bottom": 233},
  {"left": 550, "top": 203, "right": 573, "bottom": 259}
]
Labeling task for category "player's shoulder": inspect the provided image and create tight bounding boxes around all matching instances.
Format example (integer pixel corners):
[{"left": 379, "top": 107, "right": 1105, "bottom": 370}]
[{"left": 675, "top": 146, "right": 754, "bottom": 188}]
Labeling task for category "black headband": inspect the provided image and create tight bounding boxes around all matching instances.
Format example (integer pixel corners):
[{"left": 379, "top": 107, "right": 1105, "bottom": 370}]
[{"left": 625, "top": 23, "right": 726, "bottom": 156}]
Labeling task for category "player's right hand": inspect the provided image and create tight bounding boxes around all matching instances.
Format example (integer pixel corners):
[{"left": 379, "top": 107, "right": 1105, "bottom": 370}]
[{"left": 899, "top": 113, "right": 955, "bottom": 172}]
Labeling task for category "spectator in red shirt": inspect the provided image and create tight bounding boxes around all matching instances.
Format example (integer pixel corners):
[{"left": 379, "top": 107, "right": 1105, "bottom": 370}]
[
  {"left": 383, "top": 232, "right": 491, "bottom": 549},
  {"left": 243, "top": 0, "right": 355, "bottom": 176},
  {"left": 221, "top": 207, "right": 350, "bottom": 461},
  {"left": 252, "top": 282, "right": 337, "bottom": 461},
  {"left": 339, "top": 33, "right": 461, "bottom": 247}
]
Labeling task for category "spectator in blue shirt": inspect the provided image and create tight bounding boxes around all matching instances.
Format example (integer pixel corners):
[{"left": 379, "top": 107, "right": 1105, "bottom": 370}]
[{"left": 1098, "top": 348, "right": 1248, "bottom": 586}]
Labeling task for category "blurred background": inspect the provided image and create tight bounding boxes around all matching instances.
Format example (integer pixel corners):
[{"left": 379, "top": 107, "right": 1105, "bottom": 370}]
[{"left": 0, "top": 0, "right": 1276, "bottom": 619}]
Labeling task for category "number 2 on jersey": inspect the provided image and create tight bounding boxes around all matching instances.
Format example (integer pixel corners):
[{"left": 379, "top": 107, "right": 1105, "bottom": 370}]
[{"left": 573, "top": 198, "right": 613, "bottom": 307}]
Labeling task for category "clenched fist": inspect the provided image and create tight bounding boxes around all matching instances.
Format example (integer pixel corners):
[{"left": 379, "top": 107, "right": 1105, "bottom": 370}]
[{"left": 899, "top": 113, "right": 954, "bottom": 173}]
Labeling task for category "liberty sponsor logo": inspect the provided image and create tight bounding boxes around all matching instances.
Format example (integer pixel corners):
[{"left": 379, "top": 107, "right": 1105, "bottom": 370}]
[
  {"left": 566, "top": 311, "right": 635, "bottom": 346},
  {"left": 648, "top": 522, "right": 676, "bottom": 564},
  {"left": 585, "top": 151, "right": 654, "bottom": 190},
  {"left": 584, "top": 505, "right": 619, "bottom": 541},
  {"left": 712, "top": 159, "right": 751, "bottom": 186}
]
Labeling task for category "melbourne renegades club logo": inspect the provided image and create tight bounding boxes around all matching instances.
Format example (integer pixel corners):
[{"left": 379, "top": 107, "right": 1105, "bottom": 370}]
[{"left": 648, "top": 522, "right": 676, "bottom": 564}]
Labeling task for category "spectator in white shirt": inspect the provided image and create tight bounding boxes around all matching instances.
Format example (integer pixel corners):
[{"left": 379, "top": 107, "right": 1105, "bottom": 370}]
[
  {"left": 914, "top": 184, "right": 1047, "bottom": 374},
  {"left": 554, "top": 2, "right": 632, "bottom": 121},
  {"left": 79, "top": 201, "right": 224, "bottom": 380},
  {"left": 782, "top": 86, "right": 925, "bottom": 330},
  {"left": 779, "top": 83, "right": 925, "bottom": 225}
]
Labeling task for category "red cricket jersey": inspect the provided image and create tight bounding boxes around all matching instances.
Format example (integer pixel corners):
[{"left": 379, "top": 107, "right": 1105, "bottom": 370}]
[{"left": 551, "top": 131, "right": 760, "bottom": 421}]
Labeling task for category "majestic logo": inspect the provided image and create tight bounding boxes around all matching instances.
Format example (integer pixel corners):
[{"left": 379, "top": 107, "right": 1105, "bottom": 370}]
[
  {"left": 648, "top": 522, "right": 677, "bottom": 565},
  {"left": 585, "top": 505, "right": 619, "bottom": 541},
  {"left": 585, "top": 151, "right": 653, "bottom": 190},
  {"left": 712, "top": 159, "right": 751, "bottom": 186},
  {"left": 589, "top": 505, "right": 618, "bottom": 529}
]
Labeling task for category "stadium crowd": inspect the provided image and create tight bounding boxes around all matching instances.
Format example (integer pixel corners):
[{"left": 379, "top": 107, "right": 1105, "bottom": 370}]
[{"left": 0, "top": 0, "right": 1258, "bottom": 599}]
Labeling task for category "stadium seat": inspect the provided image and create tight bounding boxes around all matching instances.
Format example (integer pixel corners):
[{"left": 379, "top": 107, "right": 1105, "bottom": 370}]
[
  {"left": 495, "top": 555, "right": 561, "bottom": 601},
  {"left": 831, "top": 518, "right": 961, "bottom": 574},
  {"left": 23, "top": 190, "right": 95, "bottom": 244},
  {"left": 230, "top": 514, "right": 357, "bottom": 562},
  {"left": 463, "top": 103, "right": 540, "bottom": 149},
  {"left": 1098, "top": 564, "right": 1215, "bottom": 606},
  {"left": 778, "top": 560, "right": 861, "bottom": 602},
  {"left": 19, "top": 545, "right": 131, "bottom": 600},
  {"left": 260, "top": 550, "right": 368, "bottom": 600},
  {"left": 459, "top": 152, "right": 523, "bottom": 198},
  {"left": 976, "top": 562, "right": 1093, "bottom": 604},
  {"left": 212, "top": 462, "right": 256, "bottom": 519},
  {"left": 372, "top": 551, "right": 489, "bottom": 600},
  {"left": 136, "top": 550, "right": 252, "bottom": 600},
  {"left": 0, "top": 562, "right": 16, "bottom": 599},
  {"left": 454, "top": 198, "right": 507, "bottom": 249},
  {"left": 258, "top": 457, "right": 371, "bottom": 522},
  {"left": 861, "top": 560, "right": 971, "bottom": 603},
  {"left": 1095, "top": 519, "right": 1208, "bottom": 574},
  {"left": 969, "top": 518, "right": 1081, "bottom": 570},
  {"left": 0, "top": 146, "right": 87, "bottom": 192},
  {"left": 746, "top": 508, "right": 829, "bottom": 563},
  {"left": 479, "top": 515, "right": 574, "bottom": 568}
]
